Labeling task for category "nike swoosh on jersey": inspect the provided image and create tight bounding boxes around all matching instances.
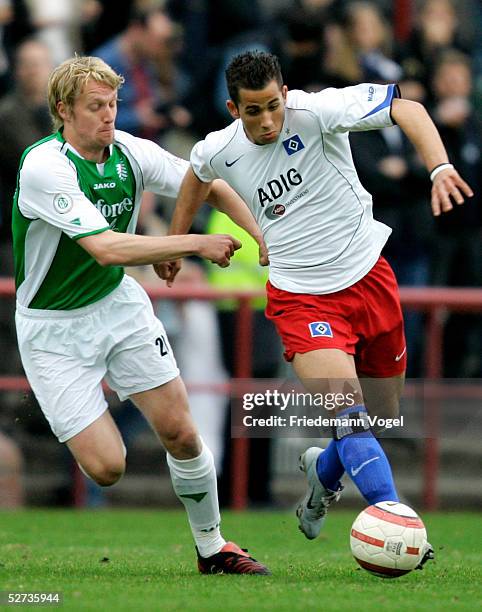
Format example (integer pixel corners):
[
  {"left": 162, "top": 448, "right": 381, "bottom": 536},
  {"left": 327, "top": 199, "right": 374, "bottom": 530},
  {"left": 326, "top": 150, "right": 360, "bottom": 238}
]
[
  {"left": 350, "top": 456, "right": 380, "bottom": 477},
  {"left": 225, "top": 155, "right": 244, "bottom": 167},
  {"left": 395, "top": 347, "right": 407, "bottom": 361}
]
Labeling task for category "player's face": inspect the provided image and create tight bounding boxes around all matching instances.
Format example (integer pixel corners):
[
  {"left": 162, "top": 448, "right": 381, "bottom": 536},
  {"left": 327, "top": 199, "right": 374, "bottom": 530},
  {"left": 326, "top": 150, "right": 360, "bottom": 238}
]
[
  {"left": 227, "top": 80, "right": 287, "bottom": 146},
  {"left": 59, "top": 79, "right": 118, "bottom": 161}
]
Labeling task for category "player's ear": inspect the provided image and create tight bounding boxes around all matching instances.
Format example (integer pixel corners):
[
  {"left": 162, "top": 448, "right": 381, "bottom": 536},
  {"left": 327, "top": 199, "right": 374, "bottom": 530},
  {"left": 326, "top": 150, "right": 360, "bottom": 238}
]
[
  {"left": 57, "top": 101, "right": 70, "bottom": 122},
  {"left": 282, "top": 85, "right": 288, "bottom": 101},
  {"left": 226, "top": 99, "right": 239, "bottom": 120}
]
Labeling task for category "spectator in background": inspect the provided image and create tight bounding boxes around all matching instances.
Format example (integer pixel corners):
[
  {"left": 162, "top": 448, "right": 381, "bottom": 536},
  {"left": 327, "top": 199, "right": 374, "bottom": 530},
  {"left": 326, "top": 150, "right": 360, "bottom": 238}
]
[
  {"left": 0, "top": 0, "right": 33, "bottom": 96},
  {"left": 274, "top": 5, "right": 327, "bottom": 91},
  {"left": 397, "top": 0, "right": 471, "bottom": 103},
  {"left": 94, "top": 8, "right": 191, "bottom": 141},
  {"left": 0, "top": 38, "right": 52, "bottom": 274},
  {"left": 167, "top": 0, "right": 270, "bottom": 134},
  {"left": 0, "top": 0, "right": 14, "bottom": 93},
  {"left": 429, "top": 50, "right": 482, "bottom": 376},
  {"left": 81, "top": 0, "right": 134, "bottom": 53},
  {"left": 151, "top": 9, "right": 193, "bottom": 149},
  {"left": 325, "top": 1, "right": 402, "bottom": 86},
  {"left": 26, "top": 0, "right": 86, "bottom": 65},
  {"left": 345, "top": 2, "right": 402, "bottom": 82}
]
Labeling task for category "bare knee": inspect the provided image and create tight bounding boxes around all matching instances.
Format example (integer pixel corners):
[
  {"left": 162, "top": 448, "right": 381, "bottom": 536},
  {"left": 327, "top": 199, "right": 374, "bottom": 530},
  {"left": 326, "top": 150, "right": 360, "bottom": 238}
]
[
  {"left": 82, "top": 457, "right": 126, "bottom": 487},
  {"left": 162, "top": 427, "right": 200, "bottom": 459},
  {"left": 95, "top": 465, "right": 125, "bottom": 487}
]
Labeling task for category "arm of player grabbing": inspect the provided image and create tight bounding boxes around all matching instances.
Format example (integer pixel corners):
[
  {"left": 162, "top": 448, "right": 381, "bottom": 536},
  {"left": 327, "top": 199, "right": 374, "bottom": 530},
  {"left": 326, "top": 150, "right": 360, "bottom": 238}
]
[
  {"left": 156, "top": 167, "right": 268, "bottom": 287},
  {"left": 208, "top": 175, "right": 268, "bottom": 264},
  {"left": 390, "top": 98, "right": 473, "bottom": 216},
  {"left": 77, "top": 229, "right": 241, "bottom": 269}
]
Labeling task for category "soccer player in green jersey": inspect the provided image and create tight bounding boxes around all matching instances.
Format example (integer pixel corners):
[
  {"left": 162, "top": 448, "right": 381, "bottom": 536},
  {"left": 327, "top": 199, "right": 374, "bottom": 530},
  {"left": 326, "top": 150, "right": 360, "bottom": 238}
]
[{"left": 12, "top": 56, "right": 269, "bottom": 575}]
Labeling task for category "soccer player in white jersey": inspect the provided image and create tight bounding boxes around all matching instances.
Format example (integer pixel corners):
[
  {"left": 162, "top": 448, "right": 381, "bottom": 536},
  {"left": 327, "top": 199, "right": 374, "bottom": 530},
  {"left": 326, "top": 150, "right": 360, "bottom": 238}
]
[
  {"left": 12, "top": 55, "right": 271, "bottom": 575},
  {"left": 160, "top": 51, "right": 473, "bottom": 563}
]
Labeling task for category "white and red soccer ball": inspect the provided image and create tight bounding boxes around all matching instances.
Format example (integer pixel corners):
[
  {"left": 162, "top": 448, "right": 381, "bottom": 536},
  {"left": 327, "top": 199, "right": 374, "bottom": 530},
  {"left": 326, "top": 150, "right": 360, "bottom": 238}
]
[{"left": 350, "top": 501, "right": 428, "bottom": 578}]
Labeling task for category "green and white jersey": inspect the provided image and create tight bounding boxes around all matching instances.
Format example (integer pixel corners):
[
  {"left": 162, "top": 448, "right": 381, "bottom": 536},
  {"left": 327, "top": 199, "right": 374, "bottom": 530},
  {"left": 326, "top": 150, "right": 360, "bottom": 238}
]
[{"left": 13, "top": 129, "right": 188, "bottom": 310}]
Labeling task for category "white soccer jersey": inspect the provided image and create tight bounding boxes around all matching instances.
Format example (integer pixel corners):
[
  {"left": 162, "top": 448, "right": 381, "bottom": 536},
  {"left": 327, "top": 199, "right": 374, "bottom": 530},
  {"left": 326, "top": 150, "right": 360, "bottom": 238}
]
[
  {"left": 191, "top": 83, "right": 399, "bottom": 294},
  {"left": 13, "top": 129, "right": 188, "bottom": 309}
]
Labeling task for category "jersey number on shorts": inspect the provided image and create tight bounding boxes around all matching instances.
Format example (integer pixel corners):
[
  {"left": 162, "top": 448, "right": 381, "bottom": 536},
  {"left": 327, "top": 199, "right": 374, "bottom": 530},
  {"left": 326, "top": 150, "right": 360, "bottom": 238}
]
[{"left": 155, "top": 335, "right": 169, "bottom": 356}]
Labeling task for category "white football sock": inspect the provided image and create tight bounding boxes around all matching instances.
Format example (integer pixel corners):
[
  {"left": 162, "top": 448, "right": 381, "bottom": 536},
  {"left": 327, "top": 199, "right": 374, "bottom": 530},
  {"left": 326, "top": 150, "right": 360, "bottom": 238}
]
[{"left": 167, "top": 440, "right": 226, "bottom": 558}]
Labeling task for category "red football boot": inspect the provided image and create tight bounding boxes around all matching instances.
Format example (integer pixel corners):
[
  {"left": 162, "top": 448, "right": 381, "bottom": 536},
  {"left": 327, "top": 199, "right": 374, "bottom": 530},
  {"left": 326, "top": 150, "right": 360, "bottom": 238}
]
[{"left": 197, "top": 542, "right": 271, "bottom": 575}]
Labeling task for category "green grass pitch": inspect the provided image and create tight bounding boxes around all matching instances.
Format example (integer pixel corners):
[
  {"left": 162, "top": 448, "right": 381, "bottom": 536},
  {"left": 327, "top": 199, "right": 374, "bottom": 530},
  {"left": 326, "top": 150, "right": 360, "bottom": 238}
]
[{"left": 0, "top": 510, "right": 480, "bottom": 611}]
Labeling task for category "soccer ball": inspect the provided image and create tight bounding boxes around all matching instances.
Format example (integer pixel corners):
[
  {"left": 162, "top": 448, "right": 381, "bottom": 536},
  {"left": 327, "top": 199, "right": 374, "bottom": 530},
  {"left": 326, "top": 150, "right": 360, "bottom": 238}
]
[{"left": 350, "top": 501, "right": 428, "bottom": 578}]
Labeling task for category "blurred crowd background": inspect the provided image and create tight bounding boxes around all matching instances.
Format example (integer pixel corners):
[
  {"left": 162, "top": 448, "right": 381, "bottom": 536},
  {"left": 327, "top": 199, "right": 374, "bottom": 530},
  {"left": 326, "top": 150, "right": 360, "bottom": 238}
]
[{"left": 0, "top": 0, "right": 480, "bottom": 509}]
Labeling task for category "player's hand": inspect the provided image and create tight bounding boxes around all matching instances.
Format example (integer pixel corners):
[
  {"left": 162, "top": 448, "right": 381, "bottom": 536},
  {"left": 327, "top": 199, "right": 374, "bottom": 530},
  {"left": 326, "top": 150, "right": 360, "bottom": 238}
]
[
  {"left": 431, "top": 167, "right": 473, "bottom": 216},
  {"left": 259, "top": 239, "right": 269, "bottom": 266},
  {"left": 197, "top": 234, "right": 242, "bottom": 267},
  {"left": 154, "top": 260, "right": 182, "bottom": 287}
]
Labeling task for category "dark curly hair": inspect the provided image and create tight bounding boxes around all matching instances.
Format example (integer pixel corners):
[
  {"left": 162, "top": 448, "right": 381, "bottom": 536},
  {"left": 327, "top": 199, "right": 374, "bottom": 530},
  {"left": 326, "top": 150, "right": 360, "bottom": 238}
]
[{"left": 225, "top": 51, "right": 283, "bottom": 105}]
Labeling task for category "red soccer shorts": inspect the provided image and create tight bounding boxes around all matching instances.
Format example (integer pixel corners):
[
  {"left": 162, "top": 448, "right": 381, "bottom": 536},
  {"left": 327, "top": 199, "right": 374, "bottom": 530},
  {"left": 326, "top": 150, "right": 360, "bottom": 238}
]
[{"left": 265, "top": 256, "right": 407, "bottom": 377}]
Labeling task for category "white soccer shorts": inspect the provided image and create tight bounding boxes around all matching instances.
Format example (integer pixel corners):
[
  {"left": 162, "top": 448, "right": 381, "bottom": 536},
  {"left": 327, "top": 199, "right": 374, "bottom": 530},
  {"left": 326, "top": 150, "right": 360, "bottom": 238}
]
[{"left": 15, "top": 275, "right": 179, "bottom": 442}]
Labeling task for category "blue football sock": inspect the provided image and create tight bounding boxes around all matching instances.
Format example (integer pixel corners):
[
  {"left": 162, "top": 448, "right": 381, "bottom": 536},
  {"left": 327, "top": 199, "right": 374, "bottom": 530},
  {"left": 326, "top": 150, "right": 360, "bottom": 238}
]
[
  {"left": 334, "top": 406, "right": 399, "bottom": 505},
  {"left": 316, "top": 440, "right": 344, "bottom": 491}
]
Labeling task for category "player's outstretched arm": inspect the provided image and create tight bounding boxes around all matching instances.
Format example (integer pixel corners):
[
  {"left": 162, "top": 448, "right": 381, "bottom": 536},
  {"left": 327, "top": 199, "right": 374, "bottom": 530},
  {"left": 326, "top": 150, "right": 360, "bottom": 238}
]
[
  {"left": 156, "top": 167, "right": 267, "bottom": 286},
  {"left": 77, "top": 229, "right": 241, "bottom": 268},
  {"left": 154, "top": 167, "right": 211, "bottom": 286},
  {"left": 390, "top": 98, "right": 473, "bottom": 216},
  {"left": 207, "top": 179, "right": 268, "bottom": 266}
]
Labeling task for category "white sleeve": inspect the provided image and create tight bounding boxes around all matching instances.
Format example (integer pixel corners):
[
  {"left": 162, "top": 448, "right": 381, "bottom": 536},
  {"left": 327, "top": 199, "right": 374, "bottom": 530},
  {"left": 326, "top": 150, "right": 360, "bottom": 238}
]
[
  {"left": 117, "top": 132, "right": 189, "bottom": 196},
  {"left": 18, "top": 151, "right": 109, "bottom": 240},
  {"left": 190, "top": 139, "right": 218, "bottom": 183},
  {"left": 313, "top": 83, "right": 400, "bottom": 134}
]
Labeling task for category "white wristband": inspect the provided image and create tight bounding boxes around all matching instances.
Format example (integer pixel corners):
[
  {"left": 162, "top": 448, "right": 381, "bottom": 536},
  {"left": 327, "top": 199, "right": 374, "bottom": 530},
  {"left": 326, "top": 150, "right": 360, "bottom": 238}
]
[{"left": 430, "top": 163, "right": 453, "bottom": 182}]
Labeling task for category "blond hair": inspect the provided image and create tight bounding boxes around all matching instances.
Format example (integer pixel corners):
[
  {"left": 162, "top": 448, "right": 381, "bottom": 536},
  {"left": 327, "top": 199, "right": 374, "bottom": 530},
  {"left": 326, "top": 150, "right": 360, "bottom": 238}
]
[{"left": 47, "top": 55, "right": 124, "bottom": 131}]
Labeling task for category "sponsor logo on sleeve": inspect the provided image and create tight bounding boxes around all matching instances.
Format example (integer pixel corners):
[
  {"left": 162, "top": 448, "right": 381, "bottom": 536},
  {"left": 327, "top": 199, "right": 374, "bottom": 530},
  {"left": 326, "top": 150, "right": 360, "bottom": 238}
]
[{"left": 53, "top": 193, "right": 73, "bottom": 214}]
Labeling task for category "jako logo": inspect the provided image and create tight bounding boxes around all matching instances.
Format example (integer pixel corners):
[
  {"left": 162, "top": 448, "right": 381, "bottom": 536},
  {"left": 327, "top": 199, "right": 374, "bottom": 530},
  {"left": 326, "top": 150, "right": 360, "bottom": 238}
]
[
  {"left": 257, "top": 168, "right": 302, "bottom": 207},
  {"left": 368, "top": 86, "right": 375, "bottom": 102},
  {"left": 94, "top": 182, "right": 116, "bottom": 189}
]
